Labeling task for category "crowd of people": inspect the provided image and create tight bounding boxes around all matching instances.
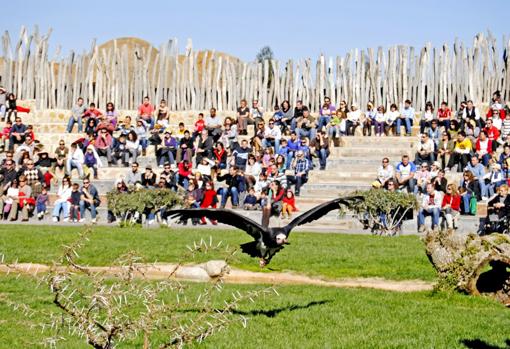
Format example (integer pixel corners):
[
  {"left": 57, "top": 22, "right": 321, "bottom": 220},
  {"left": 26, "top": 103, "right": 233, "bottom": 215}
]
[{"left": 0, "top": 85, "right": 509, "bottom": 232}]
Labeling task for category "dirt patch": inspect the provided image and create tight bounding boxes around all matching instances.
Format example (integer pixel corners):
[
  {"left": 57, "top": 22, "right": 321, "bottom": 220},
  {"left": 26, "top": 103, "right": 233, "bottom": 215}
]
[{"left": 0, "top": 263, "right": 433, "bottom": 292}]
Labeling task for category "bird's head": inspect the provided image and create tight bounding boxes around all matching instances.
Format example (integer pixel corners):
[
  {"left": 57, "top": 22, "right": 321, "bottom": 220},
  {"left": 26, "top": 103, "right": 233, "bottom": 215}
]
[{"left": 275, "top": 233, "right": 289, "bottom": 245}]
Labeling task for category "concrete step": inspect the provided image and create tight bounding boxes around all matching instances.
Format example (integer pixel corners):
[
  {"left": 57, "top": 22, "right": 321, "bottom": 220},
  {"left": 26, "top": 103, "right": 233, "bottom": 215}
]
[{"left": 339, "top": 136, "right": 417, "bottom": 147}]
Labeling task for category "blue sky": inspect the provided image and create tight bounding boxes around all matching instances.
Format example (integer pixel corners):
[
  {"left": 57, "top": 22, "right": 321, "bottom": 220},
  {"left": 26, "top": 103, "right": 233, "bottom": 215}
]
[{"left": 2, "top": 0, "right": 509, "bottom": 61}]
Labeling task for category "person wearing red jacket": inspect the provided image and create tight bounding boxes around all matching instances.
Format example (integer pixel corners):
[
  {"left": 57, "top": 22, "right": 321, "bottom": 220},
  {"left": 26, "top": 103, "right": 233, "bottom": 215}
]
[
  {"left": 475, "top": 130, "right": 493, "bottom": 166},
  {"left": 484, "top": 118, "right": 500, "bottom": 145},
  {"left": 199, "top": 181, "right": 218, "bottom": 225},
  {"left": 442, "top": 183, "right": 461, "bottom": 229},
  {"left": 282, "top": 189, "right": 298, "bottom": 219},
  {"left": 437, "top": 101, "right": 452, "bottom": 130}
]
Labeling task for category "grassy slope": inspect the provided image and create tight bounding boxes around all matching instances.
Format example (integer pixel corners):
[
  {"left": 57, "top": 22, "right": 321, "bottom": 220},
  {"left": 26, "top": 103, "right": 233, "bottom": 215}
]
[
  {"left": 0, "top": 276, "right": 508, "bottom": 349},
  {"left": 0, "top": 225, "right": 436, "bottom": 281}
]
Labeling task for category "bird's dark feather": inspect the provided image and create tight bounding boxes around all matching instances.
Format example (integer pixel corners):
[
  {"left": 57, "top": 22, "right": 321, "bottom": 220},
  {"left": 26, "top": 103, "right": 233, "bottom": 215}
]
[
  {"left": 167, "top": 209, "right": 267, "bottom": 239},
  {"left": 284, "top": 196, "right": 363, "bottom": 235}
]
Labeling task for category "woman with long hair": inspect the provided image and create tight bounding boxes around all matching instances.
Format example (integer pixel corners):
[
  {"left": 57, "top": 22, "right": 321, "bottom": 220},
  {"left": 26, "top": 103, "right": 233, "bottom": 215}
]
[
  {"left": 442, "top": 184, "right": 461, "bottom": 229},
  {"left": 199, "top": 181, "right": 218, "bottom": 225}
]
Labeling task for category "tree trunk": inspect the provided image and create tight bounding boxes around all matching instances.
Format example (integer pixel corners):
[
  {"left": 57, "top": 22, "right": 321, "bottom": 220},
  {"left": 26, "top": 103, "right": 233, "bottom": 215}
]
[{"left": 425, "top": 230, "right": 510, "bottom": 304}]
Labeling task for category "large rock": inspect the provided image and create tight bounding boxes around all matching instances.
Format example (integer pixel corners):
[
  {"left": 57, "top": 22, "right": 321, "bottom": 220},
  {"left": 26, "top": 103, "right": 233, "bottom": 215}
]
[
  {"left": 174, "top": 266, "right": 210, "bottom": 282},
  {"left": 425, "top": 230, "right": 510, "bottom": 304},
  {"left": 202, "top": 260, "right": 229, "bottom": 278}
]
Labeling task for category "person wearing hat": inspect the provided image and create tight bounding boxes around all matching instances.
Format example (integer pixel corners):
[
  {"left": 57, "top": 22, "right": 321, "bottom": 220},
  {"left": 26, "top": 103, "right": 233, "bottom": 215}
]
[
  {"left": 35, "top": 151, "right": 55, "bottom": 168},
  {"left": 286, "top": 150, "right": 310, "bottom": 196}
]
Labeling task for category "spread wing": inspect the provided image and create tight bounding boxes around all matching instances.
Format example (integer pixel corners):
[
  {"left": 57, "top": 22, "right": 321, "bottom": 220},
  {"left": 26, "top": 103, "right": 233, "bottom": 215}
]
[
  {"left": 167, "top": 209, "right": 267, "bottom": 240},
  {"left": 284, "top": 196, "right": 363, "bottom": 235}
]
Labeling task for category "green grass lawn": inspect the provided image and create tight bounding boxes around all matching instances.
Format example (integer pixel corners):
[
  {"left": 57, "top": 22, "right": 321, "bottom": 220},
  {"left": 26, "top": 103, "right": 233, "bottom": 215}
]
[
  {"left": 0, "top": 275, "right": 508, "bottom": 349},
  {"left": 0, "top": 225, "right": 436, "bottom": 281}
]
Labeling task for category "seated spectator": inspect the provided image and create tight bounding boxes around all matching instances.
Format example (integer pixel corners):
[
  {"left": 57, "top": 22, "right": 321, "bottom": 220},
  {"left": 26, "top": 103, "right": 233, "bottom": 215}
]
[
  {"left": 141, "top": 166, "right": 157, "bottom": 188},
  {"left": 52, "top": 177, "right": 72, "bottom": 222},
  {"left": 362, "top": 102, "right": 376, "bottom": 136},
  {"left": 137, "top": 96, "right": 155, "bottom": 129},
  {"left": 437, "top": 131, "right": 454, "bottom": 169},
  {"left": 219, "top": 117, "right": 238, "bottom": 149},
  {"left": 442, "top": 184, "right": 461, "bottom": 229},
  {"left": 79, "top": 178, "right": 100, "bottom": 223},
  {"left": 310, "top": 131, "right": 330, "bottom": 170},
  {"left": 177, "top": 160, "right": 193, "bottom": 189},
  {"left": 385, "top": 104, "right": 399, "bottom": 136},
  {"left": 205, "top": 107, "right": 223, "bottom": 141},
  {"left": 487, "top": 106, "right": 503, "bottom": 131},
  {"left": 243, "top": 187, "right": 259, "bottom": 210},
  {"left": 373, "top": 105, "right": 387, "bottom": 137},
  {"left": 428, "top": 120, "right": 441, "bottom": 148},
  {"left": 500, "top": 112, "right": 510, "bottom": 141},
  {"left": 296, "top": 108, "right": 316, "bottom": 140},
  {"left": 67, "top": 143, "right": 85, "bottom": 179},
  {"left": 0, "top": 87, "right": 6, "bottom": 121},
  {"left": 251, "top": 121, "right": 265, "bottom": 152},
  {"left": 346, "top": 104, "right": 362, "bottom": 136},
  {"left": 395, "top": 155, "right": 416, "bottom": 193},
  {"left": 126, "top": 130, "right": 140, "bottom": 164},
  {"left": 83, "top": 145, "right": 102, "bottom": 179},
  {"left": 95, "top": 128, "right": 113, "bottom": 165},
  {"left": 0, "top": 120, "right": 12, "bottom": 151},
  {"left": 84, "top": 117, "right": 99, "bottom": 136},
  {"left": 417, "top": 183, "right": 443, "bottom": 232},
  {"left": 376, "top": 157, "right": 394, "bottom": 188},
  {"left": 5, "top": 93, "right": 17, "bottom": 123},
  {"left": 217, "top": 166, "right": 244, "bottom": 208},
  {"left": 327, "top": 109, "right": 342, "bottom": 140},
  {"left": 195, "top": 129, "right": 214, "bottom": 166},
  {"left": 317, "top": 97, "right": 335, "bottom": 131},
  {"left": 159, "top": 163, "right": 178, "bottom": 191},
  {"left": 419, "top": 102, "right": 434, "bottom": 135},
  {"left": 460, "top": 170, "right": 481, "bottom": 215},
  {"left": 212, "top": 142, "right": 227, "bottom": 171},
  {"left": 465, "top": 155, "right": 488, "bottom": 199},
  {"left": 487, "top": 184, "right": 510, "bottom": 220},
  {"left": 437, "top": 101, "right": 451, "bottom": 130},
  {"left": 486, "top": 163, "right": 506, "bottom": 197},
  {"left": 8, "top": 117, "right": 28, "bottom": 151},
  {"left": 176, "top": 130, "right": 194, "bottom": 163},
  {"left": 483, "top": 118, "right": 500, "bottom": 152},
  {"left": 432, "top": 169, "right": 448, "bottom": 193},
  {"left": 0, "top": 178, "right": 19, "bottom": 220},
  {"left": 475, "top": 130, "right": 493, "bottom": 166},
  {"left": 83, "top": 102, "right": 103, "bottom": 121},
  {"left": 286, "top": 150, "right": 310, "bottom": 196},
  {"left": 462, "top": 100, "right": 482, "bottom": 129},
  {"left": 263, "top": 119, "right": 282, "bottom": 153},
  {"left": 134, "top": 119, "right": 149, "bottom": 156},
  {"left": 236, "top": 100, "right": 250, "bottom": 135},
  {"left": 155, "top": 99, "right": 169, "bottom": 126},
  {"left": 18, "top": 158, "right": 44, "bottom": 197},
  {"left": 112, "top": 134, "right": 129, "bottom": 166},
  {"left": 398, "top": 99, "right": 414, "bottom": 136},
  {"left": 446, "top": 131, "right": 472, "bottom": 172},
  {"left": 232, "top": 139, "right": 252, "bottom": 171},
  {"left": 126, "top": 162, "right": 142, "bottom": 186},
  {"left": 69, "top": 183, "right": 82, "bottom": 223},
  {"left": 66, "top": 97, "right": 86, "bottom": 133},
  {"left": 250, "top": 99, "right": 265, "bottom": 134},
  {"left": 415, "top": 133, "right": 435, "bottom": 166},
  {"left": 96, "top": 115, "right": 115, "bottom": 135},
  {"left": 35, "top": 185, "right": 49, "bottom": 220},
  {"left": 282, "top": 189, "right": 298, "bottom": 219},
  {"left": 192, "top": 113, "right": 205, "bottom": 140},
  {"left": 414, "top": 162, "right": 432, "bottom": 194}
]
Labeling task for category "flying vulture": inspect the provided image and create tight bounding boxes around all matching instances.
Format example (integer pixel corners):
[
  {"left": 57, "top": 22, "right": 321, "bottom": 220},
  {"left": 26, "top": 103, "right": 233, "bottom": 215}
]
[{"left": 167, "top": 196, "right": 361, "bottom": 267}]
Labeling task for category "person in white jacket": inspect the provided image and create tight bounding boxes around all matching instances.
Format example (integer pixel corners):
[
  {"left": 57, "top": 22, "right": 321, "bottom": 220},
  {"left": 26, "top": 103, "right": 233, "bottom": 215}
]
[
  {"left": 67, "top": 143, "right": 84, "bottom": 178},
  {"left": 418, "top": 183, "right": 443, "bottom": 232},
  {"left": 52, "top": 177, "right": 72, "bottom": 222}
]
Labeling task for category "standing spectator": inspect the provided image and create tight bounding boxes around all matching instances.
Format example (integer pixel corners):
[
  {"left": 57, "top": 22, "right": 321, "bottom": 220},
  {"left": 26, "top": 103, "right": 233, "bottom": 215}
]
[
  {"left": 446, "top": 131, "right": 472, "bottom": 172},
  {"left": 398, "top": 99, "right": 415, "bottom": 136},
  {"left": 437, "top": 101, "right": 451, "bottom": 130},
  {"left": 199, "top": 181, "right": 218, "bottom": 225},
  {"left": 417, "top": 183, "right": 443, "bottom": 232},
  {"left": 415, "top": 133, "right": 435, "bottom": 166},
  {"left": 442, "top": 184, "right": 461, "bottom": 229},
  {"left": 79, "top": 178, "right": 100, "bottom": 223},
  {"left": 67, "top": 143, "right": 85, "bottom": 178},
  {"left": 67, "top": 97, "right": 86, "bottom": 133},
  {"left": 236, "top": 99, "right": 250, "bottom": 135},
  {"left": 137, "top": 96, "right": 155, "bottom": 129},
  {"left": 52, "top": 177, "right": 72, "bottom": 222},
  {"left": 69, "top": 183, "right": 82, "bottom": 222},
  {"left": 395, "top": 155, "right": 416, "bottom": 193},
  {"left": 8, "top": 117, "right": 27, "bottom": 151},
  {"left": 286, "top": 150, "right": 310, "bottom": 196},
  {"left": 317, "top": 96, "right": 336, "bottom": 131},
  {"left": 205, "top": 107, "right": 223, "bottom": 141}
]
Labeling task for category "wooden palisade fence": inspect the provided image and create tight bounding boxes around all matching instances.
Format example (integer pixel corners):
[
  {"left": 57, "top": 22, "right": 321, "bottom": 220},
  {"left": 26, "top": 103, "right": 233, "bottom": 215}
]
[{"left": 0, "top": 26, "right": 509, "bottom": 112}]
